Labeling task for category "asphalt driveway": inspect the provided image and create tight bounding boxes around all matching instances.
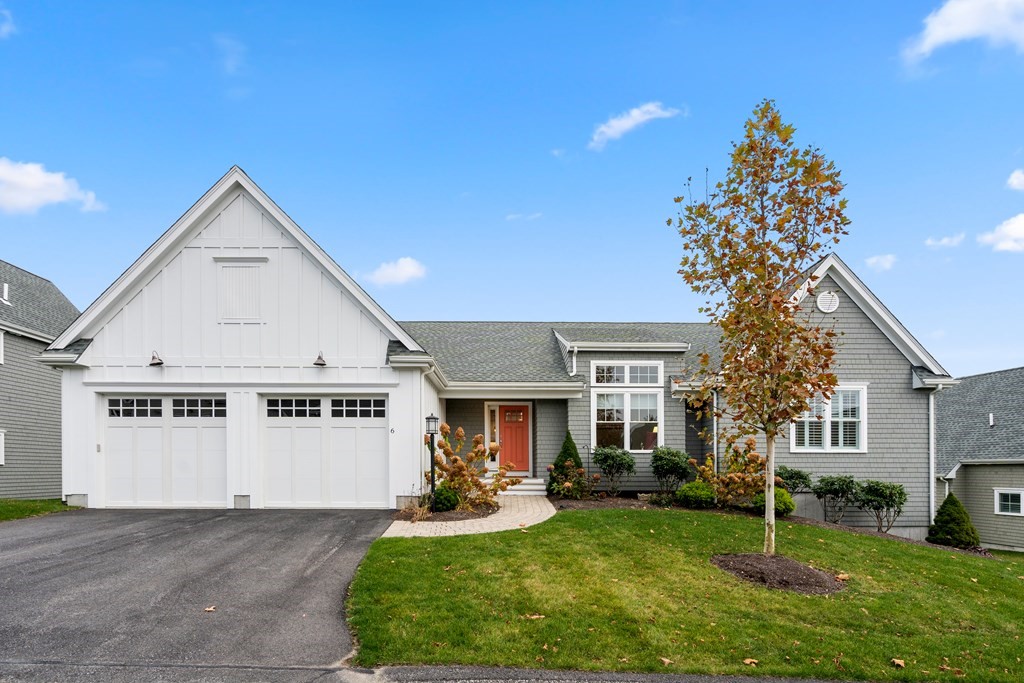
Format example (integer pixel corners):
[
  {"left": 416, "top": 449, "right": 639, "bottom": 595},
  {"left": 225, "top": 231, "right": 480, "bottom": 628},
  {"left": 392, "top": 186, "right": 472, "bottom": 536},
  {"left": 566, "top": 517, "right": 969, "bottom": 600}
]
[{"left": 0, "top": 509, "right": 392, "bottom": 678}]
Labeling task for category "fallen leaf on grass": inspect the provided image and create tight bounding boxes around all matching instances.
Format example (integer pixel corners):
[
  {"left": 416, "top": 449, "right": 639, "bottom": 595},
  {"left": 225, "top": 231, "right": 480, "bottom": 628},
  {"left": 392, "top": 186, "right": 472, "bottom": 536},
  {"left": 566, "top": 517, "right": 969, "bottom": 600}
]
[
  {"left": 204, "top": 606, "right": 216, "bottom": 612},
  {"left": 432, "top": 642, "right": 447, "bottom": 648},
  {"left": 618, "top": 657, "right": 629, "bottom": 663},
  {"left": 836, "top": 573, "right": 850, "bottom": 581},
  {"left": 520, "top": 529, "right": 529, "bottom": 533},
  {"left": 970, "top": 578, "right": 978, "bottom": 583},
  {"left": 743, "top": 658, "right": 758, "bottom": 666},
  {"left": 524, "top": 614, "right": 545, "bottom": 620},
  {"left": 659, "top": 657, "right": 674, "bottom": 666},
  {"left": 891, "top": 659, "right": 905, "bottom": 669}
]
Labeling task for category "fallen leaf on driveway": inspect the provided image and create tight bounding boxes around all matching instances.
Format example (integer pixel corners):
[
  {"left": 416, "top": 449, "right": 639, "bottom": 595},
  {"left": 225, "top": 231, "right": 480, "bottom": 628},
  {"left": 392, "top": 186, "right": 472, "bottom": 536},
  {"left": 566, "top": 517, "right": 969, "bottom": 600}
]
[
  {"left": 891, "top": 659, "right": 905, "bottom": 668},
  {"left": 204, "top": 606, "right": 216, "bottom": 612},
  {"left": 743, "top": 658, "right": 758, "bottom": 666}
]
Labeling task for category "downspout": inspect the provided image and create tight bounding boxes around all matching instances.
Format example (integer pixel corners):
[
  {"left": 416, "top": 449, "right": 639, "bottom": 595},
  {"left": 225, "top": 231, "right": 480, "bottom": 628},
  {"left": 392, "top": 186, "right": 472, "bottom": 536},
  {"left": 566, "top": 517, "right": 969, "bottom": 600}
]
[
  {"left": 712, "top": 389, "right": 719, "bottom": 475},
  {"left": 929, "top": 391, "right": 935, "bottom": 523},
  {"left": 568, "top": 345, "right": 578, "bottom": 377}
]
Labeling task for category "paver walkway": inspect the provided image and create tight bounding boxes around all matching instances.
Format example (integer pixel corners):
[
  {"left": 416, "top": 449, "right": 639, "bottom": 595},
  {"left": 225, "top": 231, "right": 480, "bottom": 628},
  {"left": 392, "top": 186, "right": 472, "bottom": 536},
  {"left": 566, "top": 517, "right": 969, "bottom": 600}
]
[{"left": 382, "top": 494, "right": 556, "bottom": 537}]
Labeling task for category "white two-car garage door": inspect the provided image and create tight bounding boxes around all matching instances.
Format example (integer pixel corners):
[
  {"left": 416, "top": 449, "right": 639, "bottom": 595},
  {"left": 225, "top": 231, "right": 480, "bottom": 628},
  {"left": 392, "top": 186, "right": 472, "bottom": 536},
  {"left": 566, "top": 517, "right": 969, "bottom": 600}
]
[
  {"left": 105, "top": 396, "right": 227, "bottom": 507},
  {"left": 263, "top": 396, "right": 389, "bottom": 508}
]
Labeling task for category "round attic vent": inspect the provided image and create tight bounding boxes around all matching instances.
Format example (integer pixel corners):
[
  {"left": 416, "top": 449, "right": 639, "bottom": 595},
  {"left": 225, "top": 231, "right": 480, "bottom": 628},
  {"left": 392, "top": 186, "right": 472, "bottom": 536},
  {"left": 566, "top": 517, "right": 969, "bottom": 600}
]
[{"left": 816, "top": 291, "right": 840, "bottom": 313}]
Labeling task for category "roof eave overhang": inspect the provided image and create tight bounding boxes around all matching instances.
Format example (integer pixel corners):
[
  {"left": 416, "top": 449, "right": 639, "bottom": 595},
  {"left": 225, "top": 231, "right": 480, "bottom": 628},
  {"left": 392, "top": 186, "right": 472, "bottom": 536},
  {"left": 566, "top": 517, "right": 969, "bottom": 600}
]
[
  {"left": 34, "top": 352, "right": 87, "bottom": 368},
  {"left": 0, "top": 321, "right": 55, "bottom": 344},
  {"left": 570, "top": 342, "right": 692, "bottom": 352},
  {"left": 912, "top": 375, "right": 960, "bottom": 390},
  {"left": 439, "top": 381, "right": 585, "bottom": 400},
  {"left": 388, "top": 354, "right": 450, "bottom": 388}
]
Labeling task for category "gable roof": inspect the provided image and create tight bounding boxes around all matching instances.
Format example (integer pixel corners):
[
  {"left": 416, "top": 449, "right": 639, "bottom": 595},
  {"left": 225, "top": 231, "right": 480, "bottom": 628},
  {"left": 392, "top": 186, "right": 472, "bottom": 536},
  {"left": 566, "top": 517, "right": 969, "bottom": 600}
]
[
  {"left": 398, "top": 321, "right": 717, "bottom": 383},
  {"left": 46, "top": 166, "right": 421, "bottom": 354},
  {"left": 936, "top": 366, "right": 1024, "bottom": 477},
  {"left": 0, "top": 260, "right": 80, "bottom": 341},
  {"left": 799, "top": 254, "right": 951, "bottom": 378}
]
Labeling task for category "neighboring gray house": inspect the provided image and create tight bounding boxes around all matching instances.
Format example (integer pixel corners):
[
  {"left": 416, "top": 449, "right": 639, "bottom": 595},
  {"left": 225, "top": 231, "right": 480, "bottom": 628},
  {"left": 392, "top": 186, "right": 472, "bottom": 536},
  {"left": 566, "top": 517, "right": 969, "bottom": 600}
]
[
  {"left": 0, "top": 261, "right": 80, "bottom": 499},
  {"left": 936, "top": 367, "right": 1024, "bottom": 551},
  {"left": 398, "top": 254, "right": 956, "bottom": 539}
]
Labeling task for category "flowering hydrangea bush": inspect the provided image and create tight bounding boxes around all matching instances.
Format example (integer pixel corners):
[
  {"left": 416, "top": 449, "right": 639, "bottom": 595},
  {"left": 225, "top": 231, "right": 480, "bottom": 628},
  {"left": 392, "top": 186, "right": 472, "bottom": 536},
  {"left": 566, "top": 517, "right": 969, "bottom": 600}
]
[{"left": 424, "top": 423, "right": 522, "bottom": 511}]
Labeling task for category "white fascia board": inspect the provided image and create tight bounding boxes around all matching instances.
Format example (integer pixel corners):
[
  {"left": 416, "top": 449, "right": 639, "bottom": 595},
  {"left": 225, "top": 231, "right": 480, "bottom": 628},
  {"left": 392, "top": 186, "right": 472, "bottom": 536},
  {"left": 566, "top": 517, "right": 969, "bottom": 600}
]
[
  {"left": 959, "top": 459, "right": 1024, "bottom": 467},
  {"left": 388, "top": 355, "right": 450, "bottom": 388},
  {"left": 801, "top": 254, "right": 949, "bottom": 377},
  {"left": 0, "top": 321, "right": 55, "bottom": 344},
  {"left": 571, "top": 341, "right": 691, "bottom": 352},
  {"left": 440, "top": 381, "right": 585, "bottom": 400},
  {"left": 50, "top": 167, "right": 424, "bottom": 354},
  {"left": 81, "top": 382, "right": 401, "bottom": 391},
  {"left": 913, "top": 373, "right": 960, "bottom": 390},
  {"left": 33, "top": 352, "right": 87, "bottom": 368}
]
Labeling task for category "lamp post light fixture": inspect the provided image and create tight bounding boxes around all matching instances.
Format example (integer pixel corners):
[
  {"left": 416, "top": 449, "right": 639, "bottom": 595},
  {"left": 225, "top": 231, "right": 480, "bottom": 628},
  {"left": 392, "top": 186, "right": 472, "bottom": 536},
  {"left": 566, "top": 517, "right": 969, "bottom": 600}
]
[{"left": 425, "top": 413, "right": 439, "bottom": 511}]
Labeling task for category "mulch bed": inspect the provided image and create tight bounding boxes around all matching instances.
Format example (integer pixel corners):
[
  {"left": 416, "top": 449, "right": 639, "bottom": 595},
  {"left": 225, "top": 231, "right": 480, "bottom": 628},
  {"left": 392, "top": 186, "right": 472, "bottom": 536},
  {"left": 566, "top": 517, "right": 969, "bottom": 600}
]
[
  {"left": 392, "top": 505, "right": 498, "bottom": 523},
  {"left": 786, "top": 515, "right": 994, "bottom": 557},
  {"left": 712, "top": 553, "right": 846, "bottom": 594}
]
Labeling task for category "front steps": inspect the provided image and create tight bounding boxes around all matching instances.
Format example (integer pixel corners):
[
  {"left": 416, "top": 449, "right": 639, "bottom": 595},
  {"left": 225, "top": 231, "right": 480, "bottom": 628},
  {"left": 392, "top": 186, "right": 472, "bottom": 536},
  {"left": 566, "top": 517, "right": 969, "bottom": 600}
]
[{"left": 501, "top": 477, "right": 547, "bottom": 496}]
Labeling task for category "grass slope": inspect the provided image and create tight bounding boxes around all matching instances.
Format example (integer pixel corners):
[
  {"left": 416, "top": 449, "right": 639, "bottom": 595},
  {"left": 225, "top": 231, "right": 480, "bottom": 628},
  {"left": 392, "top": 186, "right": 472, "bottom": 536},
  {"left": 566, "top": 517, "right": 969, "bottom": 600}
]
[
  {"left": 0, "top": 498, "right": 76, "bottom": 522},
  {"left": 349, "top": 509, "right": 1023, "bottom": 681}
]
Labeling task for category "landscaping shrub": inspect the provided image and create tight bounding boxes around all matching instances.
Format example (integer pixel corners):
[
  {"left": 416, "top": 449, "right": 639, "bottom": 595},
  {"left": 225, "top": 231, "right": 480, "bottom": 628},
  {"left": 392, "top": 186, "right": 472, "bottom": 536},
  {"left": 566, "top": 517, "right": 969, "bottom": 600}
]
[
  {"left": 546, "top": 461, "right": 599, "bottom": 500},
  {"left": 592, "top": 446, "right": 635, "bottom": 496},
  {"left": 425, "top": 423, "right": 522, "bottom": 511},
  {"left": 431, "top": 481, "right": 459, "bottom": 512},
  {"left": 547, "top": 431, "right": 583, "bottom": 494},
  {"left": 651, "top": 446, "right": 693, "bottom": 494},
  {"left": 690, "top": 437, "right": 781, "bottom": 508},
  {"left": 811, "top": 474, "right": 861, "bottom": 524},
  {"left": 677, "top": 480, "right": 716, "bottom": 509},
  {"left": 855, "top": 480, "right": 907, "bottom": 533},
  {"left": 927, "top": 493, "right": 981, "bottom": 549},
  {"left": 752, "top": 488, "right": 796, "bottom": 517},
  {"left": 776, "top": 465, "right": 813, "bottom": 494}
]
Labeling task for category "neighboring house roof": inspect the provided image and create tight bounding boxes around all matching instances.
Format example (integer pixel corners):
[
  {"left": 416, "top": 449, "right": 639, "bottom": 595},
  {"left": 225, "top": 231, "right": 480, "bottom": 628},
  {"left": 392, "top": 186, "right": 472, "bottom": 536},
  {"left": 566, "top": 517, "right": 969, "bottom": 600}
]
[
  {"left": 43, "top": 166, "right": 423, "bottom": 359},
  {"left": 936, "top": 366, "right": 1024, "bottom": 477},
  {"left": 0, "top": 260, "right": 80, "bottom": 341},
  {"left": 398, "top": 321, "right": 717, "bottom": 383}
]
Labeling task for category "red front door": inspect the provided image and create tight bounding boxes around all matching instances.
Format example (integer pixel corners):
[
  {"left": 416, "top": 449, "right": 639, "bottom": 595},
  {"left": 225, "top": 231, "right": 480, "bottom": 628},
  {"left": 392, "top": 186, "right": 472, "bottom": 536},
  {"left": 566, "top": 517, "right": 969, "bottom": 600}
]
[{"left": 499, "top": 404, "right": 529, "bottom": 473}]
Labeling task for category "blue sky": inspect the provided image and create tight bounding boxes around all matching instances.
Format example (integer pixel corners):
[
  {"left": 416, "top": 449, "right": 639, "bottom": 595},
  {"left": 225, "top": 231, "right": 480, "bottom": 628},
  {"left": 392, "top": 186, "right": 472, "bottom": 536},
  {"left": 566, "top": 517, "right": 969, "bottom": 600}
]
[{"left": 1, "top": 1, "right": 1022, "bottom": 377}]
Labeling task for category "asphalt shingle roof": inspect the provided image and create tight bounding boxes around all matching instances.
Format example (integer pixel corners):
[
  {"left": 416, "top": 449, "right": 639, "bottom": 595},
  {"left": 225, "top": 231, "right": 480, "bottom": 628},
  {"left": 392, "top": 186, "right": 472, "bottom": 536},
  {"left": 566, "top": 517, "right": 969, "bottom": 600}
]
[
  {"left": 0, "top": 260, "right": 80, "bottom": 339},
  {"left": 397, "top": 321, "right": 718, "bottom": 383},
  {"left": 935, "top": 366, "right": 1024, "bottom": 476}
]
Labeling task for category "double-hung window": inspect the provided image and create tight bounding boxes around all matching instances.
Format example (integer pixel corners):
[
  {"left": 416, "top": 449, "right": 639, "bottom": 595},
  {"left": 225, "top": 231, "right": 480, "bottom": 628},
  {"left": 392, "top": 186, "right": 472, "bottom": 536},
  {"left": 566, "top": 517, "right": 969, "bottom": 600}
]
[
  {"left": 790, "top": 385, "right": 867, "bottom": 452},
  {"left": 995, "top": 490, "right": 1023, "bottom": 516},
  {"left": 592, "top": 361, "right": 663, "bottom": 451}
]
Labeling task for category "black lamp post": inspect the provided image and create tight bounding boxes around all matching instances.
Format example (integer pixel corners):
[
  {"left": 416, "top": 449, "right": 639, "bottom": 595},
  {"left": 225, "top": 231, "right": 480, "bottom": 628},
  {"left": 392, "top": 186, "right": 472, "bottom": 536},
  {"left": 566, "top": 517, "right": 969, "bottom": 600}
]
[{"left": 425, "top": 413, "right": 439, "bottom": 511}]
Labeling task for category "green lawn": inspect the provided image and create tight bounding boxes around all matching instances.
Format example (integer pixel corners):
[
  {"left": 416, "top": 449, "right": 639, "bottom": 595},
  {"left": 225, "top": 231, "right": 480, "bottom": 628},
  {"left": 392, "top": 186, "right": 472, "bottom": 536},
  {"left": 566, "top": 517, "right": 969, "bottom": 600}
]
[
  {"left": 349, "top": 508, "right": 1024, "bottom": 681},
  {"left": 0, "top": 498, "right": 77, "bottom": 522}
]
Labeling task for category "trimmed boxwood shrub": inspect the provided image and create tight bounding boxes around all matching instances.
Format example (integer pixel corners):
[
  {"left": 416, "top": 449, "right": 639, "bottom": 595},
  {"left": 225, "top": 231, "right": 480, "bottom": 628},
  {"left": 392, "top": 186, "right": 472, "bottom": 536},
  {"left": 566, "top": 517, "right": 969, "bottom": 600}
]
[
  {"left": 776, "top": 465, "right": 813, "bottom": 494},
  {"left": 812, "top": 474, "right": 861, "bottom": 524},
  {"left": 752, "top": 488, "right": 796, "bottom": 517},
  {"left": 593, "top": 446, "right": 635, "bottom": 497},
  {"left": 855, "top": 480, "right": 908, "bottom": 533},
  {"left": 432, "top": 481, "right": 459, "bottom": 513},
  {"left": 927, "top": 493, "right": 981, "bottom": 549},
  {"left": 677, "top": 480, "right": 716, "bottom": 509},
  {"left": 547, "top": 431, "right": 583, "bottom": 494},
  {"left": 651, "top": 446, "right": 693, "bottom": 494}
]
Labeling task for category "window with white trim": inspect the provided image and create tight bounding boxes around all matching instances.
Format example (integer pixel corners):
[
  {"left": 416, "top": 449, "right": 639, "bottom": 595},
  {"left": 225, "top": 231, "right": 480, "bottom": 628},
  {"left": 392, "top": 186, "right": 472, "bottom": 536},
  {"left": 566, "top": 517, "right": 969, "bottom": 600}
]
[
  {"left": 592, "top": 361, "right": 663, "bottom": 451},
  {"left": 791, "top": 386, "right": 867, "bottom": 452},
  {"left": 995, "top": 489, "right": 1023, "bottom": 516},
  {"left": 172, "top": 397, "right": 226, "bottom": 418},
  {"left": 108, "top": 398, "right": 163, "bottom": 418}
]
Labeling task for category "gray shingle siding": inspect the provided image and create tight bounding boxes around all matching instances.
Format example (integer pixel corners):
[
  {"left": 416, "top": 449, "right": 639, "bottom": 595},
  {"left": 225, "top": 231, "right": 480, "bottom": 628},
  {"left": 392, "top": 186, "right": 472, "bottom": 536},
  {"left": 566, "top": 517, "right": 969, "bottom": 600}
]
[
  {"left": 949, "top": 465, "right": 1024, "bottom": 550},
  {"left": 751, "top": 275, "right": 932, "bottom": 533},
  {"left": 0, "top": 333, "right": 63, "bottom": 498}
]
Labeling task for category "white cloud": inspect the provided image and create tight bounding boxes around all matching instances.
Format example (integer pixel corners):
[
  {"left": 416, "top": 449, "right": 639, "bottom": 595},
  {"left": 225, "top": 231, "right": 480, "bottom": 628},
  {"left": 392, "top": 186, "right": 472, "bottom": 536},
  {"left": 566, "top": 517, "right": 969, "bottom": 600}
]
[
  {"left": 903, "top": 0, "right": 1024, "bottom": 63},
  {"left": 0, "top": 8, "right": 15, "bottom": 39},
  {"left": 0, "top": 158, "right": 106, "bottom": 214},
  {"left": 588, "top": 101, "right": 682, "bottom": 151},
  {"left": 214, "top": 34, "right": 246, "bottom": 75},
  {"left": 978, "top": 213, "right": 1024, "bottom": 251},
  {"left": 366, "top": 257, "right": 426, "bottom": 285},
  {"left": 551, "top": 148, "right": 565, "bottom": 158},
  {"left": 1008, "top": 169, "right": 1024, "bottom": 190},
  {"left": 924, "top": 232, "right": 965, "bottom": 248},
  {"left": 865, "top": 254, "right": 897, "bottom": 272},
  {"left": 506, "top": 212, "right": 542, "bottom": 221}
]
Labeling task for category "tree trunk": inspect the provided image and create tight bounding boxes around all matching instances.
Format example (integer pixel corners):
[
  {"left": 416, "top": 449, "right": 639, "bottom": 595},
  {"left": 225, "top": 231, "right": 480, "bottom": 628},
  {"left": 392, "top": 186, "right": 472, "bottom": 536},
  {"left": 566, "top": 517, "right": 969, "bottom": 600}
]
[{"left": 764, "top": 434, "right": 776, "bottom": 556}]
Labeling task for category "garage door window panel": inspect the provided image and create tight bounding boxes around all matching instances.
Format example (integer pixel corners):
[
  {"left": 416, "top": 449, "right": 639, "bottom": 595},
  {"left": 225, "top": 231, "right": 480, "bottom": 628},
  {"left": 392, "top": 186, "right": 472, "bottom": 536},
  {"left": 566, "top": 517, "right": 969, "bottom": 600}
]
[
  {"left": 173, "top": 397, "right": 226, "bottom": 418},
  {"left": 108, "top": 397, "right": 163, "bottom": 418},
  {"left": 331, "top": 398, "right": 386, "bottom": 418},
  {"left": 267, "top": 398, "right": 321, "bottom": 418}
]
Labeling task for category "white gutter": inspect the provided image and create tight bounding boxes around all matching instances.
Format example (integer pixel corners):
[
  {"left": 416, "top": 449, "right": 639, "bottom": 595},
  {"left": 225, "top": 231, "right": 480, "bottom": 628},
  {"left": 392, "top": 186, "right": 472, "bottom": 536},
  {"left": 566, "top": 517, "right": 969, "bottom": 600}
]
[
  {"left": 440, "top": 381, "right": 585, "bottom": 400},
  {"left": 569, "top": 341, "right": 691, "bottom": 352},
  {"left": 1, "top": 321, "right": 55, "bottom": 344}
]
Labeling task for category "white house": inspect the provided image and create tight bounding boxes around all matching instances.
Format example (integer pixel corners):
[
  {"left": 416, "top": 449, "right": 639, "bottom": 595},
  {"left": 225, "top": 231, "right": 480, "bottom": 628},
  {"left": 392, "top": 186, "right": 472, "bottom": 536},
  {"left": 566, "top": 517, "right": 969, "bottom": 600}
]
[{"left": 42, "top": 167, "right": 444, "bottom": 509}]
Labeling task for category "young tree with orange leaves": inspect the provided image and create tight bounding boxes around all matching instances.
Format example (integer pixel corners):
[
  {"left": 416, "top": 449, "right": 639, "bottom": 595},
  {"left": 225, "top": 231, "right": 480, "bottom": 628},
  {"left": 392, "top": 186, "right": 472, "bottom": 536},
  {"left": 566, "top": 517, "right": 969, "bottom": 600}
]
[{"left": 670, "top": 100, "right": 849, "bottom": 555}]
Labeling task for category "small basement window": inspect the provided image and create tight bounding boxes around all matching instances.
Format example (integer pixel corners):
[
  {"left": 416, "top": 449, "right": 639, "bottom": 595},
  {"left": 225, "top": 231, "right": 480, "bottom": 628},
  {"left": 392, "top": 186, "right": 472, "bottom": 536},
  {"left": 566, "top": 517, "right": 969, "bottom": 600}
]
[{"left": 995, "top": 489, "right": 1023, "bottom": 516}]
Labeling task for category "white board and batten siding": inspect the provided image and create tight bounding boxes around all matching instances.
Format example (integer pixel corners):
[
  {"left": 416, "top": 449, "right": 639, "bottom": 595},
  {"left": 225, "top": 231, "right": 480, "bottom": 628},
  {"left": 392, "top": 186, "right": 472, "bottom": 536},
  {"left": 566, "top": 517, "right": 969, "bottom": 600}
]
[{"left": 61, "top": 184, "right": 426, "bottom": 509}]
